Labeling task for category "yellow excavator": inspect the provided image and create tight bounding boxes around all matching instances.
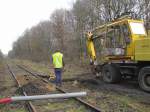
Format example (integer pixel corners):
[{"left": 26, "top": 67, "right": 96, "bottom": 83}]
[{"left": 86, "top": 16, "right": 150, "bottom": 92}]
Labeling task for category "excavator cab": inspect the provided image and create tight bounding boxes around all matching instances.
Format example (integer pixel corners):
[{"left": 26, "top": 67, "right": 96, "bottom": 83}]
[{"left": 86, "top": 18, "right": 147, "bottom": 63}]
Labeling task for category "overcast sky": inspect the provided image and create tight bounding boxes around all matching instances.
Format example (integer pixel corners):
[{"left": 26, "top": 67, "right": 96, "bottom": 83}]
[{"left": 0, "top": 0, "right": 75, "bottom": 54}]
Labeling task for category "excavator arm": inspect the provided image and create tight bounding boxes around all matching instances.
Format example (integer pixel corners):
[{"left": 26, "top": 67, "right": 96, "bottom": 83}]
[{"left": 86, "top": 32, "right": 96, "bottom": 63}]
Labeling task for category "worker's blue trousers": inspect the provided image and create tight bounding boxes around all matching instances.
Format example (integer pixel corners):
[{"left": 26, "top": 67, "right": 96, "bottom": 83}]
[{"left": 54, "top": 68, "right": 62, "bottom": 86}]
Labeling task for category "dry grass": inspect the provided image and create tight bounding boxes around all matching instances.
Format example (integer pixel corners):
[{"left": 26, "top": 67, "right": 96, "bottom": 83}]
[{"left": 13, "top": 59, "right": 90, "bottom": 79}]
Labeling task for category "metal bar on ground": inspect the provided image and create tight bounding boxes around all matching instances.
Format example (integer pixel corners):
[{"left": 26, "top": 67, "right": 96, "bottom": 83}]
[{"left": 0, "top": 92, "right": 86, "bottom": 104}]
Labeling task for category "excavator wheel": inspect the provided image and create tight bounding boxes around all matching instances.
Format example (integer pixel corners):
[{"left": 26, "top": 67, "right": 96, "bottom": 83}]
[
  {"left": 102, "top": 64, "right": 121, "bottom": 83},
  {"left": 138, "top": 67, "right": 150, "bottom": 92}
]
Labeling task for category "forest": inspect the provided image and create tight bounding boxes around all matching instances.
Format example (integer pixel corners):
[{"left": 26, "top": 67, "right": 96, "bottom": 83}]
[{"left": 8, "top": 0, "right": 150, "bottom": 62}]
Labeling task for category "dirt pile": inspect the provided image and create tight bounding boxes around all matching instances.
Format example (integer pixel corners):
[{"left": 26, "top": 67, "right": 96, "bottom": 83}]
[{"left": 21, "top": 81, "right": 55, "bottom": 95}]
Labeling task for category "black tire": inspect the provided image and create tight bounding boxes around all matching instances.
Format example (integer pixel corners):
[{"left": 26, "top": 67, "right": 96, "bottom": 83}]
[
  {"left": 138, "top": 67, "right": 150, "bottom": 92},
  {"left": 102, "top": 64, "right": 121, "bottom": 83}
]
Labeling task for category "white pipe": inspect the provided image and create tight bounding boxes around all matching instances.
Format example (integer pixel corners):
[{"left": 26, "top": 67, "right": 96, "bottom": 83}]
[{"left": 11, "top": 92, "right": 86, "bottom": 101}]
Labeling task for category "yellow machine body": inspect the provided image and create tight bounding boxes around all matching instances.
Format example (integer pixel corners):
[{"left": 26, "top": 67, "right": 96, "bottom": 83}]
[
  {"left": 86, "top": 32, "right": 96, "bottom": 61},
  {"left": 86, "top": 17, "right": 149, "bottom": 63}
]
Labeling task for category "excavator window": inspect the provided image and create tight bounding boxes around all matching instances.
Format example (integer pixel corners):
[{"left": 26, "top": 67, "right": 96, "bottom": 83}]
[
  {"left": 106, "top": 25, "right": 126, "bottom": 48},
  {"left": 129, "top": 22, "right": 146, "bottom": 35},
  {"left": 93, "top": 37, "right": 103, "bottom": 62},
  {"left": 104, "top": 24, "right": 130, "bottom": 55},
  {"left": 121, "top": 24, "right": 130, "bottom": 43}
]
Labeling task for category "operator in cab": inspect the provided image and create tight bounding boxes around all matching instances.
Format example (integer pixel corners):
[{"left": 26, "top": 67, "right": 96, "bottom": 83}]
[{"left": 52, "top": 49, "right": 64, "bottom": 86}]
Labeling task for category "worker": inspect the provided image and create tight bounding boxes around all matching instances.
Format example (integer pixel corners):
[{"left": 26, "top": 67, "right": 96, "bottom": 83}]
[{"left": 52, "top": 49, "right": 64, "bottom": 86}]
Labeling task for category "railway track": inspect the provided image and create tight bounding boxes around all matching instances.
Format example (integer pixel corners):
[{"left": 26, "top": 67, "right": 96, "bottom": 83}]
[
  {"left": 7, "top": 64, "right": 37, "bottom": 112},
  {"left": 7, "top": 64, "right": 102, "bottom": 112},
  {"left": 15, "top": 64, "right": 141, "bottom": 112},
  {"left": 7, "top": 65, "right": 37, "bottom": 112}
]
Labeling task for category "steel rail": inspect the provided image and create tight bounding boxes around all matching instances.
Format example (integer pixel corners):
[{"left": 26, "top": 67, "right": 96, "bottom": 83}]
[
  {"left": 17, "top": 65, "right": 102, "bottom": 112},
  {"left": 7, "top": 64, "right": 37, "bottom": 112}
]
